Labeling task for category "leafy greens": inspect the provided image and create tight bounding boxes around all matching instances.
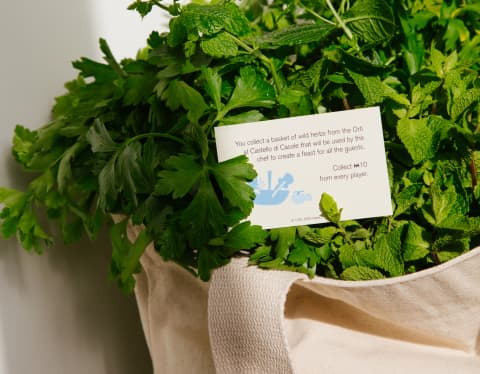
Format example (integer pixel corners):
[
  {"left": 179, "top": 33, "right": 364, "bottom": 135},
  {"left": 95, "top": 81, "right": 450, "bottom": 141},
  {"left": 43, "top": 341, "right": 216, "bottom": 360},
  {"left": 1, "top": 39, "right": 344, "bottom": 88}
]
[{"left": 1, "top": 0, "right": 480, "bottom": 292}]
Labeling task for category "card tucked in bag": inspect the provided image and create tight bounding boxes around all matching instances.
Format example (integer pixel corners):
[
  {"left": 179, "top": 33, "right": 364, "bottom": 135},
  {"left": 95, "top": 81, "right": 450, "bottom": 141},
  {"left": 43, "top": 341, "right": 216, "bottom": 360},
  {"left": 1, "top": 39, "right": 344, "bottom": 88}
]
[{"left": 129, "top": 218, "right": 480, "bottom": 373}]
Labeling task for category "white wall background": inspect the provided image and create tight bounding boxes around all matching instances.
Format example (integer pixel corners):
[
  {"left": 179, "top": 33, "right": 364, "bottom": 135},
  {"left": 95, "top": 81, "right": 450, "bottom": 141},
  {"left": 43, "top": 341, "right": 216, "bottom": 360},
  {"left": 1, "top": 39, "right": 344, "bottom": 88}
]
[{"left": 0, "top": 1, "right": 169, "bottom": 373}]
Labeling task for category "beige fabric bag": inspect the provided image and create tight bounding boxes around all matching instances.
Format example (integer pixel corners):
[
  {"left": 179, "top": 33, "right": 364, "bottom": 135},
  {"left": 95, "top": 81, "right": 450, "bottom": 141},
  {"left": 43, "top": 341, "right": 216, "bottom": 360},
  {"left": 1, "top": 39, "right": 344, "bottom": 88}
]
[{"left": 128, "top": 222, "right": 480, "bottom": 373}]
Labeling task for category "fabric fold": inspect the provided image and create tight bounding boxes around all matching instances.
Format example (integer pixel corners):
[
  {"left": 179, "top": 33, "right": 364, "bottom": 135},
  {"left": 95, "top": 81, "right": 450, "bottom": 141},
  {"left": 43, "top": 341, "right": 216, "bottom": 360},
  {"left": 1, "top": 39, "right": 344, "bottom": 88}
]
[{"left": 208, "top": 257, "right": 307, "bottom": 374}]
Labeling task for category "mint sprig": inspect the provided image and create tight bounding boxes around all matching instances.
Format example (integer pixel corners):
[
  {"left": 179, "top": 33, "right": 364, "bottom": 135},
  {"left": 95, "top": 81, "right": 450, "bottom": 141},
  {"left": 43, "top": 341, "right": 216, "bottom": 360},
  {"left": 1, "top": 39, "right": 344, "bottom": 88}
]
[{"left": 1, "top": 0, "right": 479, "bottom": 291}]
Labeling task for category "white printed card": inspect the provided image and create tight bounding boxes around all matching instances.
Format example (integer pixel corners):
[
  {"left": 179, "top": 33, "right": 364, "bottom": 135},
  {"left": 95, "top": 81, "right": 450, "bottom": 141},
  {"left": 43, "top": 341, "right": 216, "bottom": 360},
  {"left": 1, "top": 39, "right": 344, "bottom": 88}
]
[{"left": 215, "top": 107, "right": 393, "bottom": 229}]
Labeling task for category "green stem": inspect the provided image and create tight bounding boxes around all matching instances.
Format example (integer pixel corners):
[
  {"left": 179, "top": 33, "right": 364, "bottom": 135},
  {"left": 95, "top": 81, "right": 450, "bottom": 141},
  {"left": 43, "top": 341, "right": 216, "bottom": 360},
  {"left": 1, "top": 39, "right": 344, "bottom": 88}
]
[
  {"left": 228, "top": 34, "right": 283, "bottom": 93},
  {"left": 152, "top": 0, "right": 171, "bottom": 13},
  {"left": 298, "top": 1, "right": 336, "bottom": 25},
  {"left": 99, "top": 38, "right": 127, "bottom": 78},
  {"left": 325, "top": 0, "right": 353, "bottom": 39},
  {"left": 262, "top": 57, "right": 283, "bottom": 94},
  {"left": 339, "top": 0, "right": 349, "bottom": 13},
  {"left": 338, "top": 225, "right": 353, "bottom": 245},
  {"left": 126, "top": 132, "right": 185, "bottom": 145},
  {"left": 214, "top": 109, "right": 228, "bottom": 125},
  {"left": 470, "top": 150, "right": 477, "bottom": 188}
]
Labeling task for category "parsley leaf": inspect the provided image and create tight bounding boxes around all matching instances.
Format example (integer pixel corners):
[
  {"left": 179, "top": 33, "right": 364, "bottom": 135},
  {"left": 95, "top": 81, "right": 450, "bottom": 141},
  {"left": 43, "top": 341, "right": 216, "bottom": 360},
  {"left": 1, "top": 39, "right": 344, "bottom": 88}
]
[{"left": 3, "top": 0, "right": 480, "bottom": 292}]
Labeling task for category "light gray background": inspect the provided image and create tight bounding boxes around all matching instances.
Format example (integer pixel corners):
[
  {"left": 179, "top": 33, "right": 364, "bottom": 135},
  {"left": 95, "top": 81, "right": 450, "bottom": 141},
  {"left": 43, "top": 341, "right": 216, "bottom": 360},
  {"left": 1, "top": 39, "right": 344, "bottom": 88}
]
[{"left": 0, "top": 1, "right": 168, "bottom": 373}]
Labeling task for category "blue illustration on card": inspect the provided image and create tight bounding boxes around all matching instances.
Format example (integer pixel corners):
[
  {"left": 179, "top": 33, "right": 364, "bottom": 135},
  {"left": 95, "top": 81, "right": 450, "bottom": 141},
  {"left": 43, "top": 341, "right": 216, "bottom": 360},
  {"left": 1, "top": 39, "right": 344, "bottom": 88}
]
[
  {"left": 250, "top": 171, "right": 293, "bottom": 205},
  {"left": 291, "top": 191, "right": 312, "bottom": 204},
  {"left": 250, "top": 171, "right": 312, "bottom": 206}
]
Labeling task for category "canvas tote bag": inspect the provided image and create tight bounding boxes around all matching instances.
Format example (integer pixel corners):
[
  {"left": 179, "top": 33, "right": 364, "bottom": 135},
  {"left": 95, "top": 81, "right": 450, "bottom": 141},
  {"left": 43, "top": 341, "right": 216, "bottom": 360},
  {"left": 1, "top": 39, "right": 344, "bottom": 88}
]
[{"left": 127, "top": 223, "right": 480, "bottom": 373}]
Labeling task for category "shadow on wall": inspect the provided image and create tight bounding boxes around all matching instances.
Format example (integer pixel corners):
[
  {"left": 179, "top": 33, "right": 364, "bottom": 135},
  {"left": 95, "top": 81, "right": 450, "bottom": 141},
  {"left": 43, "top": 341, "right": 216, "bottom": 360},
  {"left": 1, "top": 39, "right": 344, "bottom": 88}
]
[{"left": 0, "top": 1, "right": 152, "bottom": 373}]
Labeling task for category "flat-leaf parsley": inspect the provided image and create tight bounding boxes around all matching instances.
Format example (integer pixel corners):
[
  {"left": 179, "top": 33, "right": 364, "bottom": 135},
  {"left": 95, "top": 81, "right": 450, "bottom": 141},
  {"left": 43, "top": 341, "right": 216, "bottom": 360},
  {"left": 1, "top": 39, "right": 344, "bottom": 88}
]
[{"left": 1, "top": 0, "right": 479, "bottom": 292}]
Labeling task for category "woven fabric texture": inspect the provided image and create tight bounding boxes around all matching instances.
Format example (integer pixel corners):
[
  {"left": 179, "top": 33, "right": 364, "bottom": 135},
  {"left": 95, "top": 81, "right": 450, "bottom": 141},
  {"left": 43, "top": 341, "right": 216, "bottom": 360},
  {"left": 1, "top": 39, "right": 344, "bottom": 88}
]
[{"left": 128, "top": 216, "right": 480, "bottom": 373}]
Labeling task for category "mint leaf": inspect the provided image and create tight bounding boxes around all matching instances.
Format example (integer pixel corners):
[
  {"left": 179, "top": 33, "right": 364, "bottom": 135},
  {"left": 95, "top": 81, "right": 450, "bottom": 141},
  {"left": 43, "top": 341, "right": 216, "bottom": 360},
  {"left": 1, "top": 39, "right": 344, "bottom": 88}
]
[
  {"left": 348, "top": 70, "right": 410, "bottom": 106},
  {"left": 450, "top": 88, "right": 480, "bottom": 120},
  {"left": 257, "top": 23, "right": 335, "bottom": 48},
  {"left": 430, "top": 182, "right": 468, "bottom": 229},
  {"left": 341, "top": 266, "right": 385, "bottom": 280},
  {"left": 338, "top": 226, "right": 404, "bottom": 277},
  {"left": 319, "top": 192, "right": 342, "bottom": 224},
  {"left": 338, "top": 244, "right": 360, "bottom": 269},
  {"left": 397, "top": 118, "right": 440, "bottom": 164},
  {"left": 403, "top": 221, "right": 431, "bottom": 262},
  {"left": 370, "top": 226, "right": 404, "bottom": 276},
  {"left": 304, "top": 226, "right": 338, "bottom": 245},
  {"left": 4, "top": 0, "right": 480, "bottom": 290},
  {"left": 394, "top": 183, "right": 422, "bottom": 218},
  {"left": 200, "top": 32, "right": 239, "bottom": 58},
  {"left": 168, "top": 2, "right": 250, "bottom": 47},
  {"left": 407, "top": 81, "right": 441, "bottom": 118},
  {"left": 344, "top": 0, "right": 395, "bottom": 43}
]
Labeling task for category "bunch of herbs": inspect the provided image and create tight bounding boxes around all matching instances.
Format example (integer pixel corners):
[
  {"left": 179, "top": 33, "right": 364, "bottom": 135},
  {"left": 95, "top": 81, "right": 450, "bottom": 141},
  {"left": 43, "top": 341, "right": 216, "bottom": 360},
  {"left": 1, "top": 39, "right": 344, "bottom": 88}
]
[{"left": 1, "top": 0, "right": 480, "bottom": 291}]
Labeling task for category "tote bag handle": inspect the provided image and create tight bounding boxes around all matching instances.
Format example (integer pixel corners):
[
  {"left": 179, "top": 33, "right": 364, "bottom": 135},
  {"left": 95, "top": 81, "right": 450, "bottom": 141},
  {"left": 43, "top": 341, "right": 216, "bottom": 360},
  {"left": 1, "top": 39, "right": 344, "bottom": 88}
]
[
  {"left": 208, "top": 249, "right": 480, "bottom": 374},
  {"left": 208, "top": 258, "right": 306, "bottom": 374}
]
